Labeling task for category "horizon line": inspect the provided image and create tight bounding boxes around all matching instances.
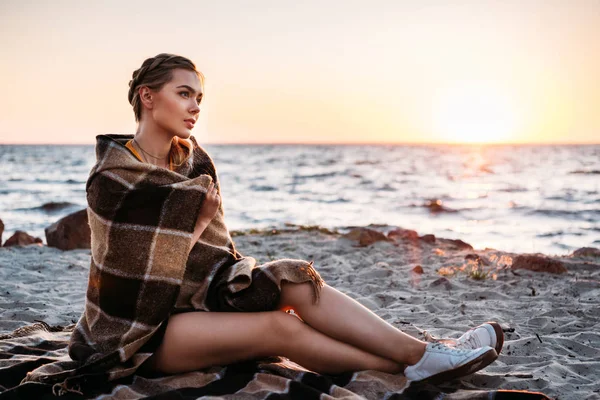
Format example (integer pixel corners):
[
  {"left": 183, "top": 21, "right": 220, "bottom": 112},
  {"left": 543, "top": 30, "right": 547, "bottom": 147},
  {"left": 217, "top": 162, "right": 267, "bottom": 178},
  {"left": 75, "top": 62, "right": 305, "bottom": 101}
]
[{"left": 1, "top": 141, "right": 599, "bottom": 146}]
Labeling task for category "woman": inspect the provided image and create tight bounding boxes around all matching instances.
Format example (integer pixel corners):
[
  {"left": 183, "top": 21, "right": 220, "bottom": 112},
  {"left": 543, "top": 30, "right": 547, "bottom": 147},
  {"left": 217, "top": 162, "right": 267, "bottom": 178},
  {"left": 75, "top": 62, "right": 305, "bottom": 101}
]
[{"left": 70, "top": 53, "right": 503, "bottom": 387}]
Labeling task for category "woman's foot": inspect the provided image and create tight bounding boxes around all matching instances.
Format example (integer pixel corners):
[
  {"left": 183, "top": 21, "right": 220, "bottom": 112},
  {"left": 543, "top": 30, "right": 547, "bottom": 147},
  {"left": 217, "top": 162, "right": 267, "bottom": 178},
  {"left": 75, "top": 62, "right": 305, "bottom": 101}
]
[
  {"left": 403, "top": 342, "right": 497, "bottom": 383},
  {"left": 452, "top": 322, "right": 504, "bottom": 354}
]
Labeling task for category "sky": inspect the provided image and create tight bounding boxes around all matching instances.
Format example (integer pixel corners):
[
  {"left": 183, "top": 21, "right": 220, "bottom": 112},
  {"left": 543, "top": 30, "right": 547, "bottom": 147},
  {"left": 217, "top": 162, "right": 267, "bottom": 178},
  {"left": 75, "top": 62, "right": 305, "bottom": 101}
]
[{"left": 0, "top": 0, "right": 598, "bottom": 145}]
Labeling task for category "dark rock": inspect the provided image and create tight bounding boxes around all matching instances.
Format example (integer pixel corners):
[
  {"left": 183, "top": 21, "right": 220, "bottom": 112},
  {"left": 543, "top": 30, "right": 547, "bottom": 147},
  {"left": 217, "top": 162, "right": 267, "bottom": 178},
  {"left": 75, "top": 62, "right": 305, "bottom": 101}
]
[
  {"left": 511, "top": 255, "right": 567, "bottom": 274},
  {"left": 0, "top": 218, "right": 4, "bottom": 246},
  {"left": 443, "top": 239, "right": 473, "bottom": 250},
  {"left": 571, "top": 247, "right": 600, "bottom": 259},
  {"left": 342, "top": 228, "right": 390, "bottom": 247},
  {"left": 420, "top": 234, "right": 436, "bottom": 244},
  {"left": 4, "top": 231, "right": 43, "bottom": 247},
  {"left": 38, "top": 201, "right": 76, "bottom": 212},
  {"left": 424, "top": 199, "right": 457, "bottom": 214},
  {"left": 430, "top": 277, "right": 452, "bottom": 290},
  {"left": 45, "top": 208, "right": 91, "bottom": 250},
  {"left": 411, "top": 265, "right": 424, "bottom": 274},
  {"left": 388, "top": 228, "right": 419, "bottom": 241}
]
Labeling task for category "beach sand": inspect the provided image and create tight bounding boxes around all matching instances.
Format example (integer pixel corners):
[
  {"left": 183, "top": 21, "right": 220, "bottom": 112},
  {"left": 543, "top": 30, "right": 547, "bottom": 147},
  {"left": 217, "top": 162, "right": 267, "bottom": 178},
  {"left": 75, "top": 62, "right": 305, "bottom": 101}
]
[{"left": 1, "top": 225, "right": 598, "bottom": 399}]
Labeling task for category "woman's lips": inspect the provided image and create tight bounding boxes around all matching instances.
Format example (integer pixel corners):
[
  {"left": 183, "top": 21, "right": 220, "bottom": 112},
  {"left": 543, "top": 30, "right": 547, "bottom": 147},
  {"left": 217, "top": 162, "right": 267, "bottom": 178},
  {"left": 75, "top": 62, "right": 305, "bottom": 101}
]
[{"left": 185, "top": 120, "right": 195, "bottom": 129}]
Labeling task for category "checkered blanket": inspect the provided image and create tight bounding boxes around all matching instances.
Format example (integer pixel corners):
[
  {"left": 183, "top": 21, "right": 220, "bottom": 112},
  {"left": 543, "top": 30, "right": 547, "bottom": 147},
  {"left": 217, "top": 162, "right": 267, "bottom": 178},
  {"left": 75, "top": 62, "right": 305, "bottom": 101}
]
[
  {"left": 0, "top": 322, "right": 552, "bottom": 399},
  {"left": 14, "top": 134, "right": 324, "bottom": 396}
]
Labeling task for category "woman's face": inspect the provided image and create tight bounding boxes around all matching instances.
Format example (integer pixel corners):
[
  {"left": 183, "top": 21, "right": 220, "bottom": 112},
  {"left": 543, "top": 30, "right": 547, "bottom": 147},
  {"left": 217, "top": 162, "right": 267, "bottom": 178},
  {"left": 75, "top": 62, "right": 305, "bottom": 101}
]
[{"left": 150, "top": 68, "right": 203, "bottom": 139}]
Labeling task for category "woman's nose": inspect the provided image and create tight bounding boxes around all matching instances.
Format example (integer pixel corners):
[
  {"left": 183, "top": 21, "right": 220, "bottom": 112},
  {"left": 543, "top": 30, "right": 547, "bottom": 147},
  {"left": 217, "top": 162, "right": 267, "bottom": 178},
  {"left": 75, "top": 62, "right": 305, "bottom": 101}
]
[{"left": 190, "top": 102, "right": 200, "bottom": 114}]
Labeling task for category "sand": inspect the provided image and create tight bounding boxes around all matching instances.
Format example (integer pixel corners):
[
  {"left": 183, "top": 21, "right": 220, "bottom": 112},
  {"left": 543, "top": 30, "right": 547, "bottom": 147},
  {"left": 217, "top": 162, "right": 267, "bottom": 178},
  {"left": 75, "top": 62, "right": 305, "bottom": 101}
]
[{"left": 1, "top": 225, "right": 599, "bottom": 399}]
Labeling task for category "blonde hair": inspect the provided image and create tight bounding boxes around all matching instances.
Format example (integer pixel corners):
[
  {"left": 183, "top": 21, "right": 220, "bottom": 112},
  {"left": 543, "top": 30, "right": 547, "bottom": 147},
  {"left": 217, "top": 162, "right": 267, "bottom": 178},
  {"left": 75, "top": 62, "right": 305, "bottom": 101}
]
[{"left": 128, "top": 53, "right": 205, "bottom": 167}]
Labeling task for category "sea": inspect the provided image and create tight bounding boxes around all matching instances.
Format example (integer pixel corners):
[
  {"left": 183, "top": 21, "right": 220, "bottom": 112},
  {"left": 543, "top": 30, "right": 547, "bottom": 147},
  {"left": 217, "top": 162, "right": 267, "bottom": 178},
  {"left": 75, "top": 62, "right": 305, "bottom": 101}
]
[{"left": 0, "top": 143, "right": 598, "bottom": 255}]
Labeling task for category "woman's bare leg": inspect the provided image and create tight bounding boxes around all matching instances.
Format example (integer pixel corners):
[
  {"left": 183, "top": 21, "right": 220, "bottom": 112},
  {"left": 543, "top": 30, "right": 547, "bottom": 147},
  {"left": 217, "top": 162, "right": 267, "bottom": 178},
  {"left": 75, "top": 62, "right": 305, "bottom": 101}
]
[
  {"left": 144, "top": 310, "right": 402, "bottom": 375},
  {"left": 279, "top": 282, "right": 427, "bottom": 366}
]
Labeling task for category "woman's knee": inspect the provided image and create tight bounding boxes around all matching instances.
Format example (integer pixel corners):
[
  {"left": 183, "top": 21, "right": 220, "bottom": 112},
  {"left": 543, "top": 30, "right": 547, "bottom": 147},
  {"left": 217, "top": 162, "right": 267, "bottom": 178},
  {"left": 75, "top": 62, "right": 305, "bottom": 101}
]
[
  {"left": 268, "top": 310, "right": 306, "bottom": 348},
  {"left": 279, "top": 281, "right": 315, "bottom": 309}
]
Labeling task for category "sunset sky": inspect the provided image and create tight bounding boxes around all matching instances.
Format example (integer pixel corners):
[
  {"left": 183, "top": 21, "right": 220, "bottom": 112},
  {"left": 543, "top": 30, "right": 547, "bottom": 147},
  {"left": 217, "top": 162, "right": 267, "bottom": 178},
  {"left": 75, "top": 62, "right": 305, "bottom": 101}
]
[{"left": 1, "top": 0, "right": 598, "bottom": 144}]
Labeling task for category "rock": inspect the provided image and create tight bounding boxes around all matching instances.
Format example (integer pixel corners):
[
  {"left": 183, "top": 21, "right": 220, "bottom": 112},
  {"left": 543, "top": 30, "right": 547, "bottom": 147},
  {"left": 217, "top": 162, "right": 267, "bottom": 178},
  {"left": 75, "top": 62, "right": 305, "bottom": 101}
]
[
  {"left": 511, "top": 255, "right": 567, "bottom": 274},
  {"left": 442, "top": 239, "right": 473, "bottom": 250},
  {"left": 424, "top": 199, "right": 457, "bottom": 214},
  {"left": 38, "top": 201, "right": 76, "bottom": 212},
  {"left": 430, "top": 277, "right": 452, "bottom": 290},
  {"left": 411, "top": 265, "right": 424, "bottom": 274},
  {"left": 4, "top": 230, "right": 43, "bottom": 247},
  {"left": 342, "top": 228, "right": 390, "bottom": 247},
  {"left": 420, "top": 234, "right": 436, "bottom": 244},
  {"left": 374, "top": 261, "right": 391, "bottom": 269},
  {"left": 571, "top": 247, "right": 600, "bottom": 259},
  {"left": 45, "top": 209, "right": 91, "bottom": 250},
  {"left": 388, "top": 228, "right": 419, "bottom": 241},
  {"left": 0, "top": 218, "right": 3, "bottom": 246}
]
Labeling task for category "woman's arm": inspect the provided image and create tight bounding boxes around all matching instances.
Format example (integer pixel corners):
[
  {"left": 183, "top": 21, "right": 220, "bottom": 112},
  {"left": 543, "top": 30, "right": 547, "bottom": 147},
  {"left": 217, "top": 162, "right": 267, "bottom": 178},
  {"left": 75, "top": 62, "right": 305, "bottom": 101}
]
[
  {"left": 188, "top": 217, "right": 211, "bottom": 253},
  {"left": 188, "top": 181, "right": 221, "bottom": 253}
]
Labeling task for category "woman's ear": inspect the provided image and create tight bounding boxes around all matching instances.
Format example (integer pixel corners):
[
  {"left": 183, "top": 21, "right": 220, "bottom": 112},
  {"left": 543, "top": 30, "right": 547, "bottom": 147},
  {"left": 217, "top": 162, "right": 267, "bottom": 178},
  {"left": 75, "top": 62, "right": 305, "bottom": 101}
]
[{"left": 139, "top": 86, "right": 154, "bottom": 109}]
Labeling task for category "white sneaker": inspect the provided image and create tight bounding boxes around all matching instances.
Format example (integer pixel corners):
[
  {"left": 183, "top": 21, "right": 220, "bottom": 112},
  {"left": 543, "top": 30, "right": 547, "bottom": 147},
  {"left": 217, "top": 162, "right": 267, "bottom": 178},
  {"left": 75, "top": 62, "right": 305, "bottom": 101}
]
[
  {"left": 452, "top": 322, "right": 504, "bottom": 354},
  {"left": 403, "top": 342, "right": 497, "bottom": 383}
]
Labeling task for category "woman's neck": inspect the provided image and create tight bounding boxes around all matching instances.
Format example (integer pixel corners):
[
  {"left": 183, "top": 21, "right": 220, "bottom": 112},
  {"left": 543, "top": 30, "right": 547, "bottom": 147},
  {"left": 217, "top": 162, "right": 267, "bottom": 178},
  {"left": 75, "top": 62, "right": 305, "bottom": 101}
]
[{"left": 134, "top": 122, "right": 173, "bottom": 168}]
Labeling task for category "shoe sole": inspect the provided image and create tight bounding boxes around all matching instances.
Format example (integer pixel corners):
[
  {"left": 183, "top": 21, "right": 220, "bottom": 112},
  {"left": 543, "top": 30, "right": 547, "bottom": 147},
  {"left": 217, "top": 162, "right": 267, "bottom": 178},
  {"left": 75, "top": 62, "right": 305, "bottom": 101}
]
[
  {"left": 416, "top": 348, "right": 498, "bottom": 385},
  {"left": 485, "top": 321, "right": 505, "bottom": 354}
]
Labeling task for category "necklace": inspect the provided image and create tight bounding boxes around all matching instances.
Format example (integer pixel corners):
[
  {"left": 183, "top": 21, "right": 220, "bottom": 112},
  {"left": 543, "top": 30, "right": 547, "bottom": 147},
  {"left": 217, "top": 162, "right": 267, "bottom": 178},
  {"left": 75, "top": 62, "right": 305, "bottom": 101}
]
[
  {"left": 133, "top": 137, "right": 168, "bottom": 159},
  {"left": 133, "top": 137, "right": 169, "bottom": 169}
]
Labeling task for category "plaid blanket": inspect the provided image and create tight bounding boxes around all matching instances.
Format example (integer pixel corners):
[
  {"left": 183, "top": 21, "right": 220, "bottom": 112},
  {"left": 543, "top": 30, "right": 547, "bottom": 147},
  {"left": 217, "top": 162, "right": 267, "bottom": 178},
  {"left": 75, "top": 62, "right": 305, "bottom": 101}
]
[
  {"left": 15, "top": 134, "right": 324, "bottom": 395},
  {"left": 0, "top": 322, "right": 552, "bottom": 399}
]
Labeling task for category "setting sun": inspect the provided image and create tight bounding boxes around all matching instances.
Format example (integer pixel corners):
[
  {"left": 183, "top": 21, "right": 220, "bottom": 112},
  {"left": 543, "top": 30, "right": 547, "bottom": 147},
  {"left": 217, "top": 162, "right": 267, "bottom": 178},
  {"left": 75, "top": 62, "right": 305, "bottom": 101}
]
[{"left": 432, "top": 82, "right": 519, "bottom": 143}]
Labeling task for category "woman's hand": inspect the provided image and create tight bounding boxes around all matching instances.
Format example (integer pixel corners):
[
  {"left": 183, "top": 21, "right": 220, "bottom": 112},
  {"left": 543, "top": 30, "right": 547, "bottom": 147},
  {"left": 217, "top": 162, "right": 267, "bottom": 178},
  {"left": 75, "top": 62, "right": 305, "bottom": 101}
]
[{"left": 196, "top": 181, "right": 220, "bottom": 226}]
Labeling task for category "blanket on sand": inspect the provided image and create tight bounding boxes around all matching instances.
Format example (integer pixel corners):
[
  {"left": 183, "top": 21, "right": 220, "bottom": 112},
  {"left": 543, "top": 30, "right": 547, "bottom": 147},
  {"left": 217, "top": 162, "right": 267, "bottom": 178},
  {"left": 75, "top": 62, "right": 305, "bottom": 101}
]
[
  {"left": 15, "top": 134, "right": 324, "bottom": 395},
  {"left": 0, "top": 322, "right": 553, "bottom": 399}
]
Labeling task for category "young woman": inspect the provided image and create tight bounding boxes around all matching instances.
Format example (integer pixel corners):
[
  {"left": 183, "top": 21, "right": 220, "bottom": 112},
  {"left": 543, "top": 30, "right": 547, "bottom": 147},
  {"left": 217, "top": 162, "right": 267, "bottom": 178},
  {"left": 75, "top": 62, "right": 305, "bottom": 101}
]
[{"left": 76, "top": 53, "right": 503, "bottom": 385}]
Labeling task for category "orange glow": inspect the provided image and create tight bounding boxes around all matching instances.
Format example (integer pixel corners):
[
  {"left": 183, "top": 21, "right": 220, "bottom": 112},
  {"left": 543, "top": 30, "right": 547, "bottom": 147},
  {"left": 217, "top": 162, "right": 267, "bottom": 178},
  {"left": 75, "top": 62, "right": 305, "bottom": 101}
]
[
  {"left": 432, "top": 82, "right": 520, "bottom": 143},
  {"left": 0, "top": 2, "right": 598, "bottom": 144}
]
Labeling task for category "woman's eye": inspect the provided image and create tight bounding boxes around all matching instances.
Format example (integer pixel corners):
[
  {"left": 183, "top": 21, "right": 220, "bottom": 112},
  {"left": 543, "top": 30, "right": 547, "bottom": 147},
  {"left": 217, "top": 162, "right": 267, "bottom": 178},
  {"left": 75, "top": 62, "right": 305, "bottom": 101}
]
[
  {"left": 196, "top": 98, "right": 202, "bottom": 105},
  {"left": 180, "top": 91, "right": 189, "bottom": 98}
]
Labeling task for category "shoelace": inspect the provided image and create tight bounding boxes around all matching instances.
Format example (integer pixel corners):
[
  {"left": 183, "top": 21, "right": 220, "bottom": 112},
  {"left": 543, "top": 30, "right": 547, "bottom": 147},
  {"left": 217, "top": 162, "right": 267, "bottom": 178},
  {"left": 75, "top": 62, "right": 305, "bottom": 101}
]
[
  {"left": 430, "top": 342, "right": 470, "bottom": 355},
  {"left": 457, "top": 329, "right": 481, "bottom": 349}
]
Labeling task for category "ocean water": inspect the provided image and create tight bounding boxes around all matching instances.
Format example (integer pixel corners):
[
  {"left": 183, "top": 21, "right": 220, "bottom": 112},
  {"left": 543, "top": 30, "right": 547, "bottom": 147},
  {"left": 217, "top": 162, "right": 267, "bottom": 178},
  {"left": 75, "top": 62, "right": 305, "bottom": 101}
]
[{"left": 0, "top": 142, "right": 598, "bottom": 255}]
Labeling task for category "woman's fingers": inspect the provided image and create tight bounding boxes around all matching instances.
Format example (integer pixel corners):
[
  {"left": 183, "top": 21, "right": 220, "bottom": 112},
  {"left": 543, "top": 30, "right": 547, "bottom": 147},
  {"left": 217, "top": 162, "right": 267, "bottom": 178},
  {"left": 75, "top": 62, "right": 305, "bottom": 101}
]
[{"left": 206, "top": 183, "right": 219, "bottom": 203}]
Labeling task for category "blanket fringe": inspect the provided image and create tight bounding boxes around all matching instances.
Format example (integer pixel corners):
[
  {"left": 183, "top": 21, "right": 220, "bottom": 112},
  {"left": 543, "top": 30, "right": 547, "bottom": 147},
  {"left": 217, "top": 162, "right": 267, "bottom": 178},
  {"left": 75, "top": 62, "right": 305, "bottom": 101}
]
[
  {"left": 52, "top": 381, "right": 83, "bottom": 396},
  {"left": 0, "top": 320, "right": 73, "bottom": 340},
  {"left": 306, "top": 261, "right": 325, "bottom": 305}
]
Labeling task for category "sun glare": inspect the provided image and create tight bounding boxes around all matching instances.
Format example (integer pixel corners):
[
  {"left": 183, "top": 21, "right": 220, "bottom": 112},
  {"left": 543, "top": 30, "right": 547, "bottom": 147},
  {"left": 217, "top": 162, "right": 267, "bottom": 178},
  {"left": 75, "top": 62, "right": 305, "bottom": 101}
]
[{"left": 432, "top": 83, "right": 518, "bottom": 144}]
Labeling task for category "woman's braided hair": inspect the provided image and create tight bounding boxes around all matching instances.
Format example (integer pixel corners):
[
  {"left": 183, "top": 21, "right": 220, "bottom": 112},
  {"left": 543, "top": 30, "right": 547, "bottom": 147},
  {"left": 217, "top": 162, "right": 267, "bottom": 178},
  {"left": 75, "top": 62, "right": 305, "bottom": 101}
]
[{"left": 128, "top": 53, "right": 205, "bottom": 167}]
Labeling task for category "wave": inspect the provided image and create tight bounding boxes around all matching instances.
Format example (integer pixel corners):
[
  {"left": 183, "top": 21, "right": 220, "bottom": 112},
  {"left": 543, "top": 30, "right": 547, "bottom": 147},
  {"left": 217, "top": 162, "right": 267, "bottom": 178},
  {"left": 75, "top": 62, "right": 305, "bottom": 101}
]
[
  {"left": 249, "top": 185, "right": 278, "bottom": 192},
  {"left": 529, "top": 208, "right": 600, "bottom": 220},
  {"left": 499, "top": 186, "right": 528, "bottom": 193},
  {"left": 569, "top": 170, "right": 600, "bottom": 175},
  {"left": 298, "top": 197, "right": 350, "bottom": 204},
  {"left": 354, "top": 160, "right": 380, "bottom": 166},
  {"left": 32, "top": 178, "right": 84, "bottom": 184},
  {"left": 293, "top": 172, "right": 339, "bottom": 180},
  {"left": 536, "top": 231, "right": 584, "bottom": 238}
]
